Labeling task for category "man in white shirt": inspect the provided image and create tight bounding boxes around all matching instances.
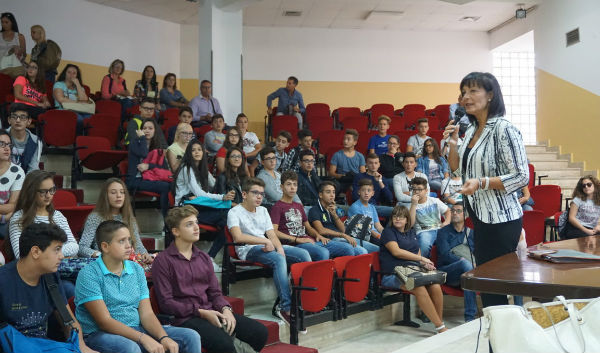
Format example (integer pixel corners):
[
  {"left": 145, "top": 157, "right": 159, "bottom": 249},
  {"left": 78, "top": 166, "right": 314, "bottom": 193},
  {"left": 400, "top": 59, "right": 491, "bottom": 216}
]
[
  {"left": 393, "top": 152, "right": 429, "bottom": 208},
  {"left": 189, "top": 80, "right": 223, "bottom": 125}
]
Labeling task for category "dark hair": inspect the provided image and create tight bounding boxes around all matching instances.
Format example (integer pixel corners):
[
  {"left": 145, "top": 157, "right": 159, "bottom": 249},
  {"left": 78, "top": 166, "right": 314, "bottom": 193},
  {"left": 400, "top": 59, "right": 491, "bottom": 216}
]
[
  {"left": 225, "top": 146, "right": 248, "bottom": 183},
  {"left": 403, "top": 152, "right": 416, "bottom": 161},
  {"left": 174, "top": 139, "right": 210, "bottom": 191},
  {"left": 15, "top": 170, "right": 56, "bottom": 231},
  {"left": 19, "top": 223, "right": 66, "bottom": 258},
  {"left": 388, "top": 135, "right": 400, "bottom": 146},
  {"left": 573, "top": 175, "right": 600, "bottom": 205},
  {"left": 179, "top": 106, "right": 193, "bottom": 117},
  {"left": 411, "top": 176, "right": 428, "bottom": 188},
  {"left": 299, "top": 149, "right": 315, "bottom": 162},
  {"left": 298, "top": 129, "right": 312, "bottom": 140},
  {"left": 366, "top": 153, "right": 379, "bottom": 161},
  {"left": 9, "top": 103, "right": 30, "bottom": 116},
  {"left": 140, "top": 65, "right": 157, "bottom": 89},
  {"left": 460, "top": 72, "right": 506, "bottom": 122},
  {"left": 358, "top": 178, "right": 373, "bottom": 189},
  {"left": 141, "top": 97, "right": 156, "bottom": 106},
  {"left": 242, "top": 177, "right": 265, "bottom": 192},
  {"left": 1, "top": 13, "right": 19, "bottom": 32},
  {"left": 277, "top": 130, "right": 292, "bottom": 142},
  {"left": 140, "top": 118, "right": 161, "bottom": 151},
  {"left": 108, "top": 59, "right": 125, "bottom": 75},
  {"left": 345, "top": 129, "right": 359, "bottom": 141},
  {"left": 281, "top": 170, "right": 298, "bottom": 185},
  {"left": 390, "top": 205, "right": 412, "bottom": 232},
  {"left": 25, "top": 60, "right": 46, "bottom": 93},
  {"left": 223, "top": 127, "right": 243, "bottom": 150},
  {"left": 57, "top": 64, "right": 83, "bottom": 85},
  {"left": 95, "top": 220, "right": 129, "bottom": 250},
  {"left": 211, "top": 114, "right": 224, "bottom": 123},
  {"left": 235, "top": 113, "right": 247, "bottom": 125},
  {"left": 163, "top": 72, "right": 177, "bottom": 89},
  {"left": 201, "top": 79, "right": 211, "bottom": 86},
  {"left": 259, "top": 146, "right": 276, "bottom": 160},
  {"left": 288, "top": 76, "right": 298, "bottom": 85},
  {"left": 318, "top": 181, "right": 336, "bottom": 193},
  {"left": 417, "top": 118, "right": 429, "bottom": 125},
  {"left": 423, "top": 137, "right": 442, "bottom": 164}
]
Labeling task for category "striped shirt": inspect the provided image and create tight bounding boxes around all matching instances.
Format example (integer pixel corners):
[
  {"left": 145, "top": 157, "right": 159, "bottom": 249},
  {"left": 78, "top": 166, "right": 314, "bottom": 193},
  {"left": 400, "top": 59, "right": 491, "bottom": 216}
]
[{"left": 452, "top": 116, "right": 529, "bottom": 224}]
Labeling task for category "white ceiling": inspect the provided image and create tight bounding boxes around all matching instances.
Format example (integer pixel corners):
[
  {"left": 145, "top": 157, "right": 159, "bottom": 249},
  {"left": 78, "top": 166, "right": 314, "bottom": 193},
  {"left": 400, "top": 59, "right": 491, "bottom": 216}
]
[{"left": 85, "top": 0, "right": 539, "bottom": 31}]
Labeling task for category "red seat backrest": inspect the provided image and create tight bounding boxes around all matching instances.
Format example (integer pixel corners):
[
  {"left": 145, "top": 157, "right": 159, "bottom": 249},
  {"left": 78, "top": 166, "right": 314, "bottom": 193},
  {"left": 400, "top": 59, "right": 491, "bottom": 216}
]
[
  {"left": 53, "top": 190, "right": 77, "bottom": 208},
  {"left": 95, "top": 100, "right": 122, "bottom": 117},
  {"left": 317, "top": 130, "right": 345, "bottom": 155},
  {"left": 342, "top": 116, "right": 368, "bottom": 131},
  {"left": 528, "top": 163, "right": 535, "bottom": 189},
  {"left": 522, "top": 210, "right": 546, "bottom": 246},
  {"left": 337, "top": 107, "right": 362, "bottom": 123},
  {"left": 39, "top": 110, "right": 77, "bottom": 147},
  {"left": 290, "top": 260, "right": 335, "bottom": 313},
  {"left": 224, "top": 227, "right": 241, "bottom": 260},
  {"left": 305, "top": 103, "right": 330, "bottom": 119},
  {"left": 334, "top": 254, "right": 373, "bottom": 303},
  {"left": 272, "top": 115, "right": 298, "bottom": 143},
  {"left": 530, "top": 185, "right": 562, "bottom": 218},
  {"left": 370, "top": 104, "right": 394, "bottom": 121},
  {"left": 306, "top": 115, "right": 333, "bottom": 137}
]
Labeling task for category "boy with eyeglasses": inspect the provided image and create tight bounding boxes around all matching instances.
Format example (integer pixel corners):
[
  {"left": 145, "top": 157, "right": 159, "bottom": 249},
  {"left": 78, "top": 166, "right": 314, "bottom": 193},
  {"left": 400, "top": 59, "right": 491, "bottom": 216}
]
[
  {"left": 226, "top": 178, "right": 296, "bottom": 325},
  {"left": 393, "top": 152, "right": 429, "bottom": 208},
  {"left": 167, "top": 106, "right": 194, "bottom": 145},
  {"left": 281, "top": 129, "right": 317, "bottom": 173},
  {"left": 410, "top": 177, "right": 450, "bottom": 258},
  {"left": 296, "top": 150, "right": 321, "bottom": 209},
  {"left": 124, "top": 97, "right": 167, "bottom": 147},
  {"left": 6, "top": 104, "right": 42, "bottom": 174},
  {"left": 256, "top": 147, "right": 301, "bottom": 209}
]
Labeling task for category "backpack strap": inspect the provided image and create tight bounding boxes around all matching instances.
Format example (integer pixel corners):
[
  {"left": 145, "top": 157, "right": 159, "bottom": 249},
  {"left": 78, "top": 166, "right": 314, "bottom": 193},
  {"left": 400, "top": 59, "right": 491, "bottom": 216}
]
[{"left": 43, "top": 274, "right": 75, "bottom": 329}]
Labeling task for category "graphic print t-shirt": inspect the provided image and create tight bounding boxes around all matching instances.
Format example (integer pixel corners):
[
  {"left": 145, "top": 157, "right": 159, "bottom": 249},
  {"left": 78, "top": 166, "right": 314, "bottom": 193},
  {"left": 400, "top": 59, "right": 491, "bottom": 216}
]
[{"left": 270, "top": 200, "right": 309, "bottom": 241}]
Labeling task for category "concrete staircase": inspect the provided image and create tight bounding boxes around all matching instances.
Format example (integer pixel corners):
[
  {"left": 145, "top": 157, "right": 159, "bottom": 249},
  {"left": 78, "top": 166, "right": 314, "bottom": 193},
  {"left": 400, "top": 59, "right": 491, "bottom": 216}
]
[{"left": 526, "top": 143, "right": 592, "bottom": 208}]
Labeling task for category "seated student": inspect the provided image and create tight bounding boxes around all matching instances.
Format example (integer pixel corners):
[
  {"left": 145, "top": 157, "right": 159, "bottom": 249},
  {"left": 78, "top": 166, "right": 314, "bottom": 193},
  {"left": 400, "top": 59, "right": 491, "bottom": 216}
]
[
  {"left": 352, "top": 153, "right": 394, "bottom": 218},
  {"left": 410, "top": 177, "right": 450, "bottom": 258},
  {"left": 53, "top": 63, "right": 93, "bottom": 132},
  {"left": 393, "top": 152, "right": 429, "bottom": 208},
  {"left": 296, "top": 150, "right": 322, "bottom": 208},
  {"left": 406, "top": 118, "right": 431, "bottom": 157},
  {"left": 416, "top": 138, "right": 449, "bottom": 193},
  {"left": 167, "top": 107, "right": 193, "bottom": 145},
  {"left": 125, "top": 98, "right": 168, "bottom": 147},
  {"left": 166, "top": 122, "right": 193, "bottom": 171},
  {"left": 329, "top": 129, "right": 366, "bottom": 192},
  {"left": 378, "top": 134, "right": 403, "bottom": 190},
  {"left": 235, "top": 113, "right": 261, "bottom": 173},
  {"left": 271, "top": 171, "right": 336, "bottom": 262},
  {"left": 379, "top": 201, "right": 448, "bottom": 333},
  {"left": 215, "top": 146, "right": 247, "bottom": 206},
  {"left": 255, "top": 129, "right": 292, "bottom": 175},
  {"left": 7, "top": 104, "right": 42, "bottom": 174},
  {"left": 281, "top": 129, "right": 317, "bottom": 173},
  {"left": 12, "top": 60, "right": 51, "bottom": 120},
  {"left": 174, "top": 140, "right": 235, "bottom": 271},
  {"left": 203, "top": 114, "right": 225, "bottom": 157},
  {"left": 563, "top": 176, "right": 600, "bottom": 239},
  {"left": 368, "top": 115, "right": 391, "bottom": 156},
  {"left": 215, "top": 127, "right": 244, "bottom": 174},
  {"left": 517, "top": 185, "right": 534, "bottom": 211},
  {"left": 226, "top": 178, "right": 294, "bottom": 324},
  {"left": 256, "top": 147, "right": 301, "bottom": 209},
  {"left": 133, "top": 65, "right": 158, "bottom": 102},
  {"left": 126, "top": 118, "right": 171, "bottom": 217},
  {"left": 159, "top": 73, "right": 189, "bottom": 110},
  {"left": 347, "top": 178, "right": 385, "bottom": 245},
  {"left": 0, "top": 130, "right": 23, "bottom": 239},
  {"left": 0, "top": 223, "right": 96, "bottom": 353},
  {"left": 75, "top": 220, "right": 201, "bottom": 353},
  {"left": 153, "top": 206, "right": 268, "bottom": 353},
  {"left": 441, "top": 174, "right": 463, "bottom": 206},
  {"left": 307, "top": 181, "right": 374, "bottom": 255},
  {"left": 78, "top": 178, "right": 151, "bottom": 264},
  {"left": 435, "top": 203, "right": 477, "bottom": 322}
]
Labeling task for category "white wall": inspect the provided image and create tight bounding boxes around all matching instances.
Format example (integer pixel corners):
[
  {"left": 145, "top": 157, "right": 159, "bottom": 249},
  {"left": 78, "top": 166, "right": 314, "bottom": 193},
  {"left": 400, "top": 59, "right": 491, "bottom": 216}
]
[
  {"left": 243, "top": 26, "right": 492, "bottom": 82},
  {"left": 180, "top": 25, "right": 199, "bottom": 79},
  {"left": 4, "top": 0, "right": 181, "bottom": 75}
]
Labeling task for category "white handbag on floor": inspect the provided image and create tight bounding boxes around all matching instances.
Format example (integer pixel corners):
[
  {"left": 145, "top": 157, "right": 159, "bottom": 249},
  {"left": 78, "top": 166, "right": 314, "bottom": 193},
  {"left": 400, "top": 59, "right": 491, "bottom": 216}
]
[{"left": 483, "top": 296, "right": 600, "bottom": 353}]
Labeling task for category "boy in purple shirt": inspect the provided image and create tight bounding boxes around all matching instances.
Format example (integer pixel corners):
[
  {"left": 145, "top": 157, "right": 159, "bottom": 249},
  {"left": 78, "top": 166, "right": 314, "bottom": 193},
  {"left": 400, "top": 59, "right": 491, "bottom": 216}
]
[{"left": 153, "top": 206, "right": 268, "bottom": 353}]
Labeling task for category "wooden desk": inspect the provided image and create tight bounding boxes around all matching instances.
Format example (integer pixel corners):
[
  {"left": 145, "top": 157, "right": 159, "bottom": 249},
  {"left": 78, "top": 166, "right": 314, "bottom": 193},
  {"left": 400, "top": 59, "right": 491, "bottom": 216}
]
[{"left": 461, "top": 236, "right": 600, "bottom": 299}]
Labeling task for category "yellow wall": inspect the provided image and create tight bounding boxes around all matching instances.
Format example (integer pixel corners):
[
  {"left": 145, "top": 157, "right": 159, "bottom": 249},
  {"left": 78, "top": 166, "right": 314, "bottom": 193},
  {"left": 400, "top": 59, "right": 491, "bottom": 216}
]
[
  {"left": 537, "top": 69, "right": 600, "bottom": 175},
  {"left": 243, "top": 80, "right": 459, "bottom": 141}
]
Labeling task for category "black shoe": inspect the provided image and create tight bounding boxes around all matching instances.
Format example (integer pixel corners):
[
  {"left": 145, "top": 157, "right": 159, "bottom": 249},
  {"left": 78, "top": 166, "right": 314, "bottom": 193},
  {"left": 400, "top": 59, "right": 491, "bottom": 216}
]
[
  {"left": 277, "top": 309, "right": 291, "bottom": 326},
  {"left": 417, "top": 311, "right": 430, "bottom": 323}
]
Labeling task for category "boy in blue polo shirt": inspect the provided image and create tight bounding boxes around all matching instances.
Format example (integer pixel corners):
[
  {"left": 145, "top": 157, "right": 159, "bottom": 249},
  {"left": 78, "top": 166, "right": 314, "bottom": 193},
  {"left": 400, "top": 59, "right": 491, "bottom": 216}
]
[
  {"left": 347, "top": 178, "right": 385, "bottom": 246},
  {"left": 75, "top": 220, "right": 201, "bottom": 353}
]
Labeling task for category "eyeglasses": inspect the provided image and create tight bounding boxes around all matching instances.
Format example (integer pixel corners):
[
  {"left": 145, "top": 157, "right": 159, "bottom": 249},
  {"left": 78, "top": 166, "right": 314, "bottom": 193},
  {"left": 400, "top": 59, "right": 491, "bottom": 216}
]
[
  {"left": 451, "top": 209, "right": 463, "bottom": 214},
  {"left": 140, "top": 106, "right": 154, "bottom": 111},
  {"left": 302, "top": 159, "right": 315, "bottom": 164},
  {"left": 263, "top": 157, "right": 277, "bottom": 162},
  {"left": 180, "top": 132, "right": 195, "bottom": 137},
  {"left": 583, "top": 182, "right": 594, "bottom": 188},
  {"left": 388, "top": 142, "right": 399, "bottom": 146},
  {"left": 0, "top": 141, "right": 13, "bottom": 149},
  {"left": 9, "top": 114, "right": 28, "bottom": 121},
  {"left": 392, "top": 216, "right": 406, "bottom": 220},
  {"left": 411, "top": 188, "right": 425, "bottom": 192},
  {"left": 424, "top": 144, "right": 434, "bottom": 148},
  {"left": 249, "top": 190, "right": 265, "bottom": 198},
  {"left": 37, "top": 186, "right": 57, "bottom": 196},
  {"left": 230, "top": 155, "right": 243, "bottom": 160}
]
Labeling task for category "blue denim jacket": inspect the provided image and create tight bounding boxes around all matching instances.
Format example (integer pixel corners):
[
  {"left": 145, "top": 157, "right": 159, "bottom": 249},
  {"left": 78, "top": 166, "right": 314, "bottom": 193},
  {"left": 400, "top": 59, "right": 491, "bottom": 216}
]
[
  {"left": 416, "top": 156, "right": 449, "bottom": 180},
  {"left": 435, "top": 224, "right": 474, "bottom": 266}
]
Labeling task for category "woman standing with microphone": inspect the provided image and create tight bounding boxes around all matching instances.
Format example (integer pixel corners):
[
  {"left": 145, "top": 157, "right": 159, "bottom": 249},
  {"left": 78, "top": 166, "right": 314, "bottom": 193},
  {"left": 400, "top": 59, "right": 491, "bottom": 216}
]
[{"left": 445, "top": 72, "right": 529, "bottom": 308}]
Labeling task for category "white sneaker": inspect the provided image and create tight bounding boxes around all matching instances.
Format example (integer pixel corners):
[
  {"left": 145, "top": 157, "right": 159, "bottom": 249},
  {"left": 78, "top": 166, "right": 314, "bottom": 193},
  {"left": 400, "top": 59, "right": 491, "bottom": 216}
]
[{"left": 212, "top": 258, "right": 222, "bottom": 273}]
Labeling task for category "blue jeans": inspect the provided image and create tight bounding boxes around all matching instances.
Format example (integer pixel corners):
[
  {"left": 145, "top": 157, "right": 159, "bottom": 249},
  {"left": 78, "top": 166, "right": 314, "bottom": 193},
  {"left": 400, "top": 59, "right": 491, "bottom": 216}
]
[
  {"left": 375, "top": 205, "right": 393, "bottom": 218},
  {"left": 76, "top": 112, "right": 92, "bottom": 135},
  {"left": 330, "top": 237, "right": 378, "bottom": 254},
  {"left": 417, "top": 229, "right": 438, "bottom": 258},
  {"left": 381, "top": 274, "right": 402, "bottom": 289},
  {"left": 127, "top": 177, "right": 171, "bottom": 217},
  {"left": 85, "top": 325, "right": 201, "bottom": 353},
  {"left": 321, "top": 239, "right": 355, "bottom": 257},
  {"left": 281, "top": 244, "right": 313, "bottom": 263},
  {"left": 439, "top": 258, "right": 477, "bottom": 321},
  {"left": 296, "top": 242, "right": 330, "bottom": 261},
  {"left": 429, "top": 179, "right": 442, "bottom": 193},
  {"left": 246, "top": 246, "right": 291, "bottom": 312}
]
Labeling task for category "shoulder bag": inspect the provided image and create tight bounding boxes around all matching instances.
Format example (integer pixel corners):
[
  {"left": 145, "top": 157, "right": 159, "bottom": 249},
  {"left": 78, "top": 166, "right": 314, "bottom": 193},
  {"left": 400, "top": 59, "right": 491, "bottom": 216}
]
[
  {"left": 393, "top": 262, "right": 447, "bottom": 291},
  {"left": 61, "top": 98, "right": 95, "bottom": 114},
  {"left": 142, "top": 149, "right": 173, "bottom": 182}
]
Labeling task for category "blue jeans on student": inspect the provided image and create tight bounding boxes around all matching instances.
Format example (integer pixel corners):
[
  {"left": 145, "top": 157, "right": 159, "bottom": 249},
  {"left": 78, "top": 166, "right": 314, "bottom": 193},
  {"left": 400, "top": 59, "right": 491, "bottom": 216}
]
[
  {"left": 375, "top": 205, "right": 393, "bottom": 218},
  {"left": 76, "top": 112, "right": 92, "bottom": 135},
  {"left": 439, "top": 258, "right": 477, "bottom": 322},
  {"left": 281, "top": 245, "right": 313, "bottom": 264},
  {"left": 85, "top": 325, "right": 201, "bottom": 353},
  {"left": 417, "top": 229, "right": 438, "bottom": 258},
  {"left": 330, "top": 237, "right": 378, "bottom": 255},
  {"left": 296, "top": 242, "right": 330, "bottom": 261},
  {"left": 321, "top": 239, "right": 355, "bottom": 257},
  {"left": 127, "top": 177, "right": 171, "bottom": 217},
  {"left": 246, "top": 246, "right": 291, "bottom": 312}
]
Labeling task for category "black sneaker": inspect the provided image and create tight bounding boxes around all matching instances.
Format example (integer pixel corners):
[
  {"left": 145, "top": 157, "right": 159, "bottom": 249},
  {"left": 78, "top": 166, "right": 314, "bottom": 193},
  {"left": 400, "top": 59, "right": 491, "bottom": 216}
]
[{"left": 277, "top": 309, "right": 291, "bottom": 326}]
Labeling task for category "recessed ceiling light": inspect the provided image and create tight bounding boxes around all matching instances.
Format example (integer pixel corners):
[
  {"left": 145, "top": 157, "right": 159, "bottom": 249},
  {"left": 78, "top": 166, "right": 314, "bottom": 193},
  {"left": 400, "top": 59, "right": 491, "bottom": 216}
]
[
  {"left": 365, "top": 11, "right": 404, "bottom": 21},
  {"left": 283, "top": 10, "right": 302, "bottom": 17},
  {"left": 459, "top": 16, "right": 481, "bottom": 22}
]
